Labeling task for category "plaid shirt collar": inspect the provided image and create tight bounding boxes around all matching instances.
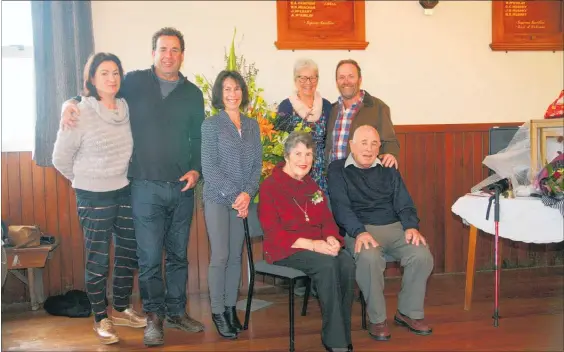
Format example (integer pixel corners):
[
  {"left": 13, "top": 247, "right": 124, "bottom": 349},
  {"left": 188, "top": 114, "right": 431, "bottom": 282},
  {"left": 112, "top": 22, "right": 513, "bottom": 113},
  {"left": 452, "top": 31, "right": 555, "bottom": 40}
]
[{"left": 338, "top": 89, "right": 365, "bottom": 111}]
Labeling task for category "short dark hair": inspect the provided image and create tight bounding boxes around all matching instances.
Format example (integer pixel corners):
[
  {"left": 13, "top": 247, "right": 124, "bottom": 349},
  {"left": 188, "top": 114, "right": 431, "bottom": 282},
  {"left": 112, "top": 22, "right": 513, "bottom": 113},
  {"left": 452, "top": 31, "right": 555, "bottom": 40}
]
[
  {"left": 335, "top": 59, "right": 362, "bottom": 79},
  {"left": 152, "top": 27, "right": 185, "bottom": 52},
  {"left": 284, "top": 131, "right": 315, "bottom": 158},
  {"left": 211, "top": 70, "right": 250, "bottom": 111},
  {"left": 82, "top": 52, "right": 124, "bottom": 100}
]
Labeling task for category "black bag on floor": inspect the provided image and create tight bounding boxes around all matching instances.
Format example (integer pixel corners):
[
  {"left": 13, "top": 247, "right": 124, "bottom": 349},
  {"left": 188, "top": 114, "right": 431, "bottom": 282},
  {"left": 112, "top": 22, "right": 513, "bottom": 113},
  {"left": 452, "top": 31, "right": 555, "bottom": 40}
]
[{"left": 43, "top": 289, "right": 91, "bottom": 318}]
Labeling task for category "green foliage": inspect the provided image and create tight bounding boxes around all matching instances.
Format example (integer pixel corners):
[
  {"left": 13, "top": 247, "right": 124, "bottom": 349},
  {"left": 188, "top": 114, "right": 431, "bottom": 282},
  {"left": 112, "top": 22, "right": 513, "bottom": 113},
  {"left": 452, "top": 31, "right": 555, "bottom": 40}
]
[{"left": 194, "top": 28, "right": 276, "bottom": 121}]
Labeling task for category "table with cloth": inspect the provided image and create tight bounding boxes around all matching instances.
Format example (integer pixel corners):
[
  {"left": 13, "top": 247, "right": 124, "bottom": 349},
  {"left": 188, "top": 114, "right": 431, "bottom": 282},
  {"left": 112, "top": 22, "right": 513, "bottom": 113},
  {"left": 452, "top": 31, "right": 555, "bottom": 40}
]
[{"left": 451, "top": 193, "right": 563, "bottom": 310}]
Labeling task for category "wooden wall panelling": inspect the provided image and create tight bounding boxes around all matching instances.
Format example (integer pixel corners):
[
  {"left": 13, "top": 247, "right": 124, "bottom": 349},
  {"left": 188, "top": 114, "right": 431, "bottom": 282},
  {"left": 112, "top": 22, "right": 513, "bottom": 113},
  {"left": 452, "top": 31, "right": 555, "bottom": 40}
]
[
  {"left": 476, "top": 133, "right": 495, "bottom": 271},
  {"left": 1, "top": 153, "right": 27, "bottom": 302},
  {"left": 68, "top": 188, "right": 84, "bottom": 291},
  {"left": 43, "top": 166, "right": 62, "bottom": 296},
  {"left": 56, "top": 172, "right": 73, "bottom": 292},
  {"left": 30, "top": 158, "right": 51, "bottom": 295},
  {"left": 443, "top": 131, "right": 457, "bottom": 273},
  {"left": 423, "top": 132, "right": 440, "bottom": 274},
  {"left": 433, "top": 132, "right": 446, "bottom": 273},
  {"left": 2, "top": 122, "right": 562, "bottom": 305}
]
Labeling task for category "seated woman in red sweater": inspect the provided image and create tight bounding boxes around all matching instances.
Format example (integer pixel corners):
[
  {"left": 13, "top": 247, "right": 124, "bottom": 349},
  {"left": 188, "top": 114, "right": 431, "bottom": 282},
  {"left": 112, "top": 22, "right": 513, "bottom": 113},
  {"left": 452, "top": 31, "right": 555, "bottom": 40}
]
[{"left": 258, "top": 131, "right": 355, "bottom": 352}]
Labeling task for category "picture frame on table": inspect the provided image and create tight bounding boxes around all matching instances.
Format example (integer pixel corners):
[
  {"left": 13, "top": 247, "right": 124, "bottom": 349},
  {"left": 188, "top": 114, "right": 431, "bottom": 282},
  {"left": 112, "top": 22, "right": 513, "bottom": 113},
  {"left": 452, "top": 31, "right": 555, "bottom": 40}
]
[{"left": 530, "top": 118, "right": 564, "bottom": 180}]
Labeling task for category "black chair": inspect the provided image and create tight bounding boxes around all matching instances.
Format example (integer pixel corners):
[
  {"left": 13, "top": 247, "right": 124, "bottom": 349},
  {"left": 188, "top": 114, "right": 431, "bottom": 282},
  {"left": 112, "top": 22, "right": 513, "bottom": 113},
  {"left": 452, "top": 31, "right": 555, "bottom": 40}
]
[
  {"left": 242, "top": 217, "right": 311, "bottom": 352},
  {"left": 359, "top": 253, "right": 398, "bottom": 330}
]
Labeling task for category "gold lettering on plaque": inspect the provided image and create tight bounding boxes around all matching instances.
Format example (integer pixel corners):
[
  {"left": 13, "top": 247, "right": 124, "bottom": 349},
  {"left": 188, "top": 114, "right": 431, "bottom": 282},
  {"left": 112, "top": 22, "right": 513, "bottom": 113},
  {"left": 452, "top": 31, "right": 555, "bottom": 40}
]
[
  {"left": 290, "top": 0, "right": 316, "bottom": 18},
  {"left": 504, "top": 0, "right": 528, "bottom": 17},
  {"left": 305, "top": 20, "right": 336, "bottom": 26}
]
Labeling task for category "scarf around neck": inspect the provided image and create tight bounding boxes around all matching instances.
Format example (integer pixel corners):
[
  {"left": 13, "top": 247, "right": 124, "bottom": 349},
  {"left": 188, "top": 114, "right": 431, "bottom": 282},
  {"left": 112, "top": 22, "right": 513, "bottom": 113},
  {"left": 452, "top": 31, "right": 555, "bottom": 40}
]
[{"left": 288, "top": 91, "right": 323, "bottom": 123}]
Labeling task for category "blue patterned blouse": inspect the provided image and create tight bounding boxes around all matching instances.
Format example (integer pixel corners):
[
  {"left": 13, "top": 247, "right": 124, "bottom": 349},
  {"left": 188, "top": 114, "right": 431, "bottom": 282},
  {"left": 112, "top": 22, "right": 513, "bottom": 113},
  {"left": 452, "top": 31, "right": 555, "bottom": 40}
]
[{"left": 275, "top": 97, "right": 333, "bottom": 193}]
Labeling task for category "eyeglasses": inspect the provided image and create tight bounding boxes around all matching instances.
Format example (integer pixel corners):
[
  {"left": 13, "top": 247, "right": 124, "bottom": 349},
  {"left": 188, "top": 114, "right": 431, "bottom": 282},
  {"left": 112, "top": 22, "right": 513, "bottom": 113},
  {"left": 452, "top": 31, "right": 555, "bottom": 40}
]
[{"left": 297, "top": 76, "right": 318, "bottom": 83}]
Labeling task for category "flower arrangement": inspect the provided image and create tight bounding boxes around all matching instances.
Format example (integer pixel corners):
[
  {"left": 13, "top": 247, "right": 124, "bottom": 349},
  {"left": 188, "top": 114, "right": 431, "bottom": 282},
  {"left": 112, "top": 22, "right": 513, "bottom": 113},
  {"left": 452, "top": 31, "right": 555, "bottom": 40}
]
[
  {"left": 194, "top": 29, "right": 310, "bottom": 186},
  {"left": 539, "top": 160, "right": 564, "bottom": 199}
]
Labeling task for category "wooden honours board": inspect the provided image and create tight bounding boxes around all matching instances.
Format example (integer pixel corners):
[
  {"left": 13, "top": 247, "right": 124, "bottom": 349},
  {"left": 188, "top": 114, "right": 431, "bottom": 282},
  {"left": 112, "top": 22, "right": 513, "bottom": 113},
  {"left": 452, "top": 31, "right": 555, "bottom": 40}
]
[
  {"left": 490, "top": 1, "right": 564, "bottom": 51},
  {"left": 275, "top": 0, "right": 369, "bottom": 50}
]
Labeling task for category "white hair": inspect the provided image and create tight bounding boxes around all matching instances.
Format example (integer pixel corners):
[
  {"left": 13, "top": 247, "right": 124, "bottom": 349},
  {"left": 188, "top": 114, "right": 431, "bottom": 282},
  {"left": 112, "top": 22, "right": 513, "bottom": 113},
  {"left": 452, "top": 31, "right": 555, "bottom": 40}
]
[{"left": 293, "top": 58, "right": 319, "bottom": 79}]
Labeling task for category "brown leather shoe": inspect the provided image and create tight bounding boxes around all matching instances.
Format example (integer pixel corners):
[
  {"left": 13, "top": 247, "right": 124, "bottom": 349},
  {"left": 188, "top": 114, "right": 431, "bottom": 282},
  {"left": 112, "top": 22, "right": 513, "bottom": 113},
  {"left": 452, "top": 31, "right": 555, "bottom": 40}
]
[
  {"left": 144, "top": 313, "right": 164, "bottom": 347},
  {"left": 93, "top": 318, "right": 119, "bottom": 345},
  {"left": 368, "top": 320, "right": 391, "bottom": 341},
  {"left": 165, "top": 314, "right": 205, "bottom": 333},
  {"left": 113, "top": 307, "right": 147, "bottom": 328},
  {"left": 394, "top": 311, "right": 433, "bottom": 335}
]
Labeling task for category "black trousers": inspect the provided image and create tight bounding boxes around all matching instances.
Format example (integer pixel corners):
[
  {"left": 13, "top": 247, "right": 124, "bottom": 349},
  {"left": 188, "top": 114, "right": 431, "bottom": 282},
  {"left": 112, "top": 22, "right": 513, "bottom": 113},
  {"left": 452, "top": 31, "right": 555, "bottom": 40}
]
[
  {"left": 275, "top": 249, "right": 355, "bottom": 349},
  {"left": 76, "top": 185, "right": 137, "bottom": 317}
]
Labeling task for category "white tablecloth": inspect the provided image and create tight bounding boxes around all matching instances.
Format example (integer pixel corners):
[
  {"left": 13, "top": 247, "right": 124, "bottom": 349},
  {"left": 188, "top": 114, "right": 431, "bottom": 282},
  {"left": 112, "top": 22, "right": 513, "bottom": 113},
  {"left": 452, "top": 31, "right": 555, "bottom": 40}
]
[{"left": 451, "top": 194, "right": 563, "bottom": 244}]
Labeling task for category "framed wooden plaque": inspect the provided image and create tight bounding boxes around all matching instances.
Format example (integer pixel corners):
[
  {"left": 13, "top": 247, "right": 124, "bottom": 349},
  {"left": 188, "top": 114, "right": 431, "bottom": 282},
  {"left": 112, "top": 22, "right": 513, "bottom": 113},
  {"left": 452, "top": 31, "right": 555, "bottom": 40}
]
[
  {"left": 275, "top": 0, "right": 369, "bottom": 50},
  {"left": 490, "top": 1, "right": 564, "bottom": 51}
]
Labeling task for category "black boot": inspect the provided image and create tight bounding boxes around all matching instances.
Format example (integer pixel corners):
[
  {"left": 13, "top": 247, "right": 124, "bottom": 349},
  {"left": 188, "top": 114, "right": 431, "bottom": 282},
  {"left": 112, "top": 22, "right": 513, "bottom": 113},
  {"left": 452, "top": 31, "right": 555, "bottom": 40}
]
[
  {"left": 224, "top": 306, "right": 243, "bottom": 332},
  {"left": 211, "top": 312, "right": 237, "bottom": 339}
]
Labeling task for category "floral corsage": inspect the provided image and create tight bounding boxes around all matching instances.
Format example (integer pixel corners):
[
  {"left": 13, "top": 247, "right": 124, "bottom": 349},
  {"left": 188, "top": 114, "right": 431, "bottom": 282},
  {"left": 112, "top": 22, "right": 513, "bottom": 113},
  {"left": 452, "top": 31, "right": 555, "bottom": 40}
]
[{"left": 311, "top": 190, "right": 324, "bottom": 205}]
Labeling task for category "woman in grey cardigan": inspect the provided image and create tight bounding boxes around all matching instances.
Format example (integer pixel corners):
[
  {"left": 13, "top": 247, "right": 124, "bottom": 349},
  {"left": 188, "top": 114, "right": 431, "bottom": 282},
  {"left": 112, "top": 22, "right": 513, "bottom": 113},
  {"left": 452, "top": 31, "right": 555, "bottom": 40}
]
[
  {"left": 201, "top": 70, "right": 262, "bottom": 339},
  {"left": 52, "top": 53, "right": 146, "bottom": 345}
]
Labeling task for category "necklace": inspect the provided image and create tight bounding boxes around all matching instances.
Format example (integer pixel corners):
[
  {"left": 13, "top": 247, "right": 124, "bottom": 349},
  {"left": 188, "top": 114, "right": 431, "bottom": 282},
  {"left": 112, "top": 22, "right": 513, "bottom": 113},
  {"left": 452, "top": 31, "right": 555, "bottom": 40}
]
[{"left": 292, "top": 197, "right": 309, "bottom": 222}]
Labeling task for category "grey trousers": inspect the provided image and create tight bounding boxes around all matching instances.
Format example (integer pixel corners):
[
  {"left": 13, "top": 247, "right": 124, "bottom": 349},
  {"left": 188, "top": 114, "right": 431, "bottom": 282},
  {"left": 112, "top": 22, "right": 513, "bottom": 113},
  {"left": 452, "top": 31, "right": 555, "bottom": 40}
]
[
  {"left": 204, "top": 201, "right": 246, "bottom": 314},
  {"left": 344, "top": 222, "right": 434, "bottom": 324}
]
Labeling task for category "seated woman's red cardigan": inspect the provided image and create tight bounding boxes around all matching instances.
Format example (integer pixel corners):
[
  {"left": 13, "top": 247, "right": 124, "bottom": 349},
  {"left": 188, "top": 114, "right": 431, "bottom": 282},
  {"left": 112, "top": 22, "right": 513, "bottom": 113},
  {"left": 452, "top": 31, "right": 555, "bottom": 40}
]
[{"left": 257, "top": 162, "right": 344, "bottom": 263}]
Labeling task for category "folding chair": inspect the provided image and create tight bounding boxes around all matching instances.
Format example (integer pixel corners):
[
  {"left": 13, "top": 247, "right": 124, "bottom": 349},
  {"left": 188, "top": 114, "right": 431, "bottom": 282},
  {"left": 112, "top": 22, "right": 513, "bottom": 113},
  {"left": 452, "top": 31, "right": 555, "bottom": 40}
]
[{"left": 242, "top": 216, "right": 311, "bottom": 352}]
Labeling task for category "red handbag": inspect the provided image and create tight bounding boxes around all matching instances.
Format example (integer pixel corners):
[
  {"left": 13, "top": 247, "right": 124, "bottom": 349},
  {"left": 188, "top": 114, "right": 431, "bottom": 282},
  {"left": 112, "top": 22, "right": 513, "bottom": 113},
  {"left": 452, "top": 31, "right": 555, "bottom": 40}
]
[{"left": 544, "top": 90, "right": 564, "bottom": 119}]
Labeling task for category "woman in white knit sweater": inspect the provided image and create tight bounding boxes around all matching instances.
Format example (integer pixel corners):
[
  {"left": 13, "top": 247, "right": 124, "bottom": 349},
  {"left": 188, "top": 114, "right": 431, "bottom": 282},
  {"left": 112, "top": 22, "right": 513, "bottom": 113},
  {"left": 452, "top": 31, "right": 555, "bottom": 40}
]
[{"left": 52, "top": 52, "right": 145, "bottom": 345}]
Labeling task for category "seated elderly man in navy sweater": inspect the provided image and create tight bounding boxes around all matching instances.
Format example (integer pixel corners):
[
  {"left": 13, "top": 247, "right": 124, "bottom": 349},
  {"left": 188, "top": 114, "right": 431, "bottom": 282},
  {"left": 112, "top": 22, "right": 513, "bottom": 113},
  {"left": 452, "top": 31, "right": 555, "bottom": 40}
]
[{"left": 327, "top": 125, "right": 434, "bottom": 341}]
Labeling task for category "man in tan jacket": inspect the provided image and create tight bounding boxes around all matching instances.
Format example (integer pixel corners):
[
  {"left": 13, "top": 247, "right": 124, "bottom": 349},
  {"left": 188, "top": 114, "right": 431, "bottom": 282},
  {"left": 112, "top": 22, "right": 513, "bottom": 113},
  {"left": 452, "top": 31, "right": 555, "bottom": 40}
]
[{"left": 325, "top": 59, "right": 400, "bottom": 170}]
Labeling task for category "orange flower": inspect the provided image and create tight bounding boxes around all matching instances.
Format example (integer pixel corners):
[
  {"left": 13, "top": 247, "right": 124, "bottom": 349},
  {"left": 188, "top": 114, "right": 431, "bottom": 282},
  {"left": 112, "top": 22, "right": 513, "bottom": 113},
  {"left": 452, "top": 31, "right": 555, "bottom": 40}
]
[
  {"left": 262, "top": 161, "right": 276, "bottom": 178},
  {"left": 257, "top": 116, "right": 275, "bottom": 140}
]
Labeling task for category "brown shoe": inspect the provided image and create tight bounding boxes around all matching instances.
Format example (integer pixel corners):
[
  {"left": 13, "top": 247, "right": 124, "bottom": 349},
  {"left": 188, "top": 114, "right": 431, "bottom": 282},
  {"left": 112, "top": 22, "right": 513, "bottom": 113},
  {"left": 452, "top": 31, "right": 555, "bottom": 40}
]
[
  {"left": 93, "top": 318, "right": 119, "bottom": 345},
  {"left": 394, "top": 311, "right": 433, "bottom": 335},
  {"left": 113, "top": 307, "right": 147, "bottom": 328},
  {"left": 165, "top": 314, "right": 205, "bottom": 333},
  {"left": 144, "top": 313, "right": 164, "bottom": 347},
  {"left": 368, "top": 320, "right": 391, "bottom": 341}
]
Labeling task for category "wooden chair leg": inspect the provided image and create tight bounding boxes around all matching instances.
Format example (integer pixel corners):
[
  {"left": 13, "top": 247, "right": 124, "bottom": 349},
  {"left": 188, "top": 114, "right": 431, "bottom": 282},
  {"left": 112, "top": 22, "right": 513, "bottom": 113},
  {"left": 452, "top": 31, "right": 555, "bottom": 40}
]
[
  {"left": 301, "top": 278, "right": 310, "bottom": 316},
  {"left": 289, "top": 279, "right": 295, "bottom": 352},
  {"left": 464, "top": 225, "right": 478, "bottom": 311},
  {"left": 27, "top": 268, "right": 45, "bottom": 311}
]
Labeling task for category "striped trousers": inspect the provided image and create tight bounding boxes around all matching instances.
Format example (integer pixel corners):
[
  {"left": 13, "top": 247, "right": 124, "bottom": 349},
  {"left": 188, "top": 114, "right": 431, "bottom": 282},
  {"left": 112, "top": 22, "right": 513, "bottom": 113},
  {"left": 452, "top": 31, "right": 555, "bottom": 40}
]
[{"left": 76, "top": 185, "right": 137, "bottom": 317}]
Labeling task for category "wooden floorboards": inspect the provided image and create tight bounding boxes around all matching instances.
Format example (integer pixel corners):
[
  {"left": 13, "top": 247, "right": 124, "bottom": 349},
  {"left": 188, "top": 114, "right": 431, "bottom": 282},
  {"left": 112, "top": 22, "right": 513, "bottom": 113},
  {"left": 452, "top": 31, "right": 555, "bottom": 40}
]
[{"left": 2, "top": 267, "right": 563, "bottom": 351}]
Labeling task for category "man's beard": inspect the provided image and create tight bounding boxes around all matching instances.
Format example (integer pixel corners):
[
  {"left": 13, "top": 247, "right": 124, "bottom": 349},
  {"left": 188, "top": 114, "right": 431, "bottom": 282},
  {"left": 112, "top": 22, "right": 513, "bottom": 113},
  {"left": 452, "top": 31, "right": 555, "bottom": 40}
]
[{"left": 339, "top": 86, "right": 358, "bottom": 99}]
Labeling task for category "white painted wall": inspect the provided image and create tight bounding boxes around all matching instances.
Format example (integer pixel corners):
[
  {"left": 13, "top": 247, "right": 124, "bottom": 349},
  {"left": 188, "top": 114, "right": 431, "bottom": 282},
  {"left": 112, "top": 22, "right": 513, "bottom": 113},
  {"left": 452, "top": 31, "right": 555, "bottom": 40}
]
[{"left": 91, "top": 1, "right": 563, "bottom": 125}]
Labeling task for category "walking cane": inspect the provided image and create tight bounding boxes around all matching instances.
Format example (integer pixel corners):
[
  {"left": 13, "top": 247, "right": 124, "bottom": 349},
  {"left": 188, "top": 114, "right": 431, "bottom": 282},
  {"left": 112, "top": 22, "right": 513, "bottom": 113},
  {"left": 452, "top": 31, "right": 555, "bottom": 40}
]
[{"left": 485, "top": 184, "right": 502, "bottom": 327}]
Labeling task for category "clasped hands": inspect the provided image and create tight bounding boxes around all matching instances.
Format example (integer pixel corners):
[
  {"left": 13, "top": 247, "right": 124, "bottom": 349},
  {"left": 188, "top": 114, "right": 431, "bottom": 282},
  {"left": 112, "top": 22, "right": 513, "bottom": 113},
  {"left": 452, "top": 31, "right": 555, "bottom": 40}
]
[
  {"left": 311, "top": 236, "right": 341, "bottom": 256},
  {"left": 232, "top": 192, "right": 251, "bottom": 218},
  {"left": 354, "top": 228, "right": 427, "bottom": 253}
]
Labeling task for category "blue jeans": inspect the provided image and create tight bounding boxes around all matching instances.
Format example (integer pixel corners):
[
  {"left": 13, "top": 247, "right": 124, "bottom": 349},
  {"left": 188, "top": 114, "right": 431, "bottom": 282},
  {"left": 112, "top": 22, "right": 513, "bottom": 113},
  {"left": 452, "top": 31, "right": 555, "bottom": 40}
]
[{"left": 130, "top": 179, "right": 194, "bottom": 317}]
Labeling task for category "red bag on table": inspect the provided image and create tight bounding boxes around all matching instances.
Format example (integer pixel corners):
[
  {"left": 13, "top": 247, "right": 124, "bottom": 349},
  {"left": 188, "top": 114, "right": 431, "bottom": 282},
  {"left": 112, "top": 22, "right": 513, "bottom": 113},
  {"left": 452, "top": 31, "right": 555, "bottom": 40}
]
[{"left": 544, "top": 90, "right": 564, "bottom": 119}]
